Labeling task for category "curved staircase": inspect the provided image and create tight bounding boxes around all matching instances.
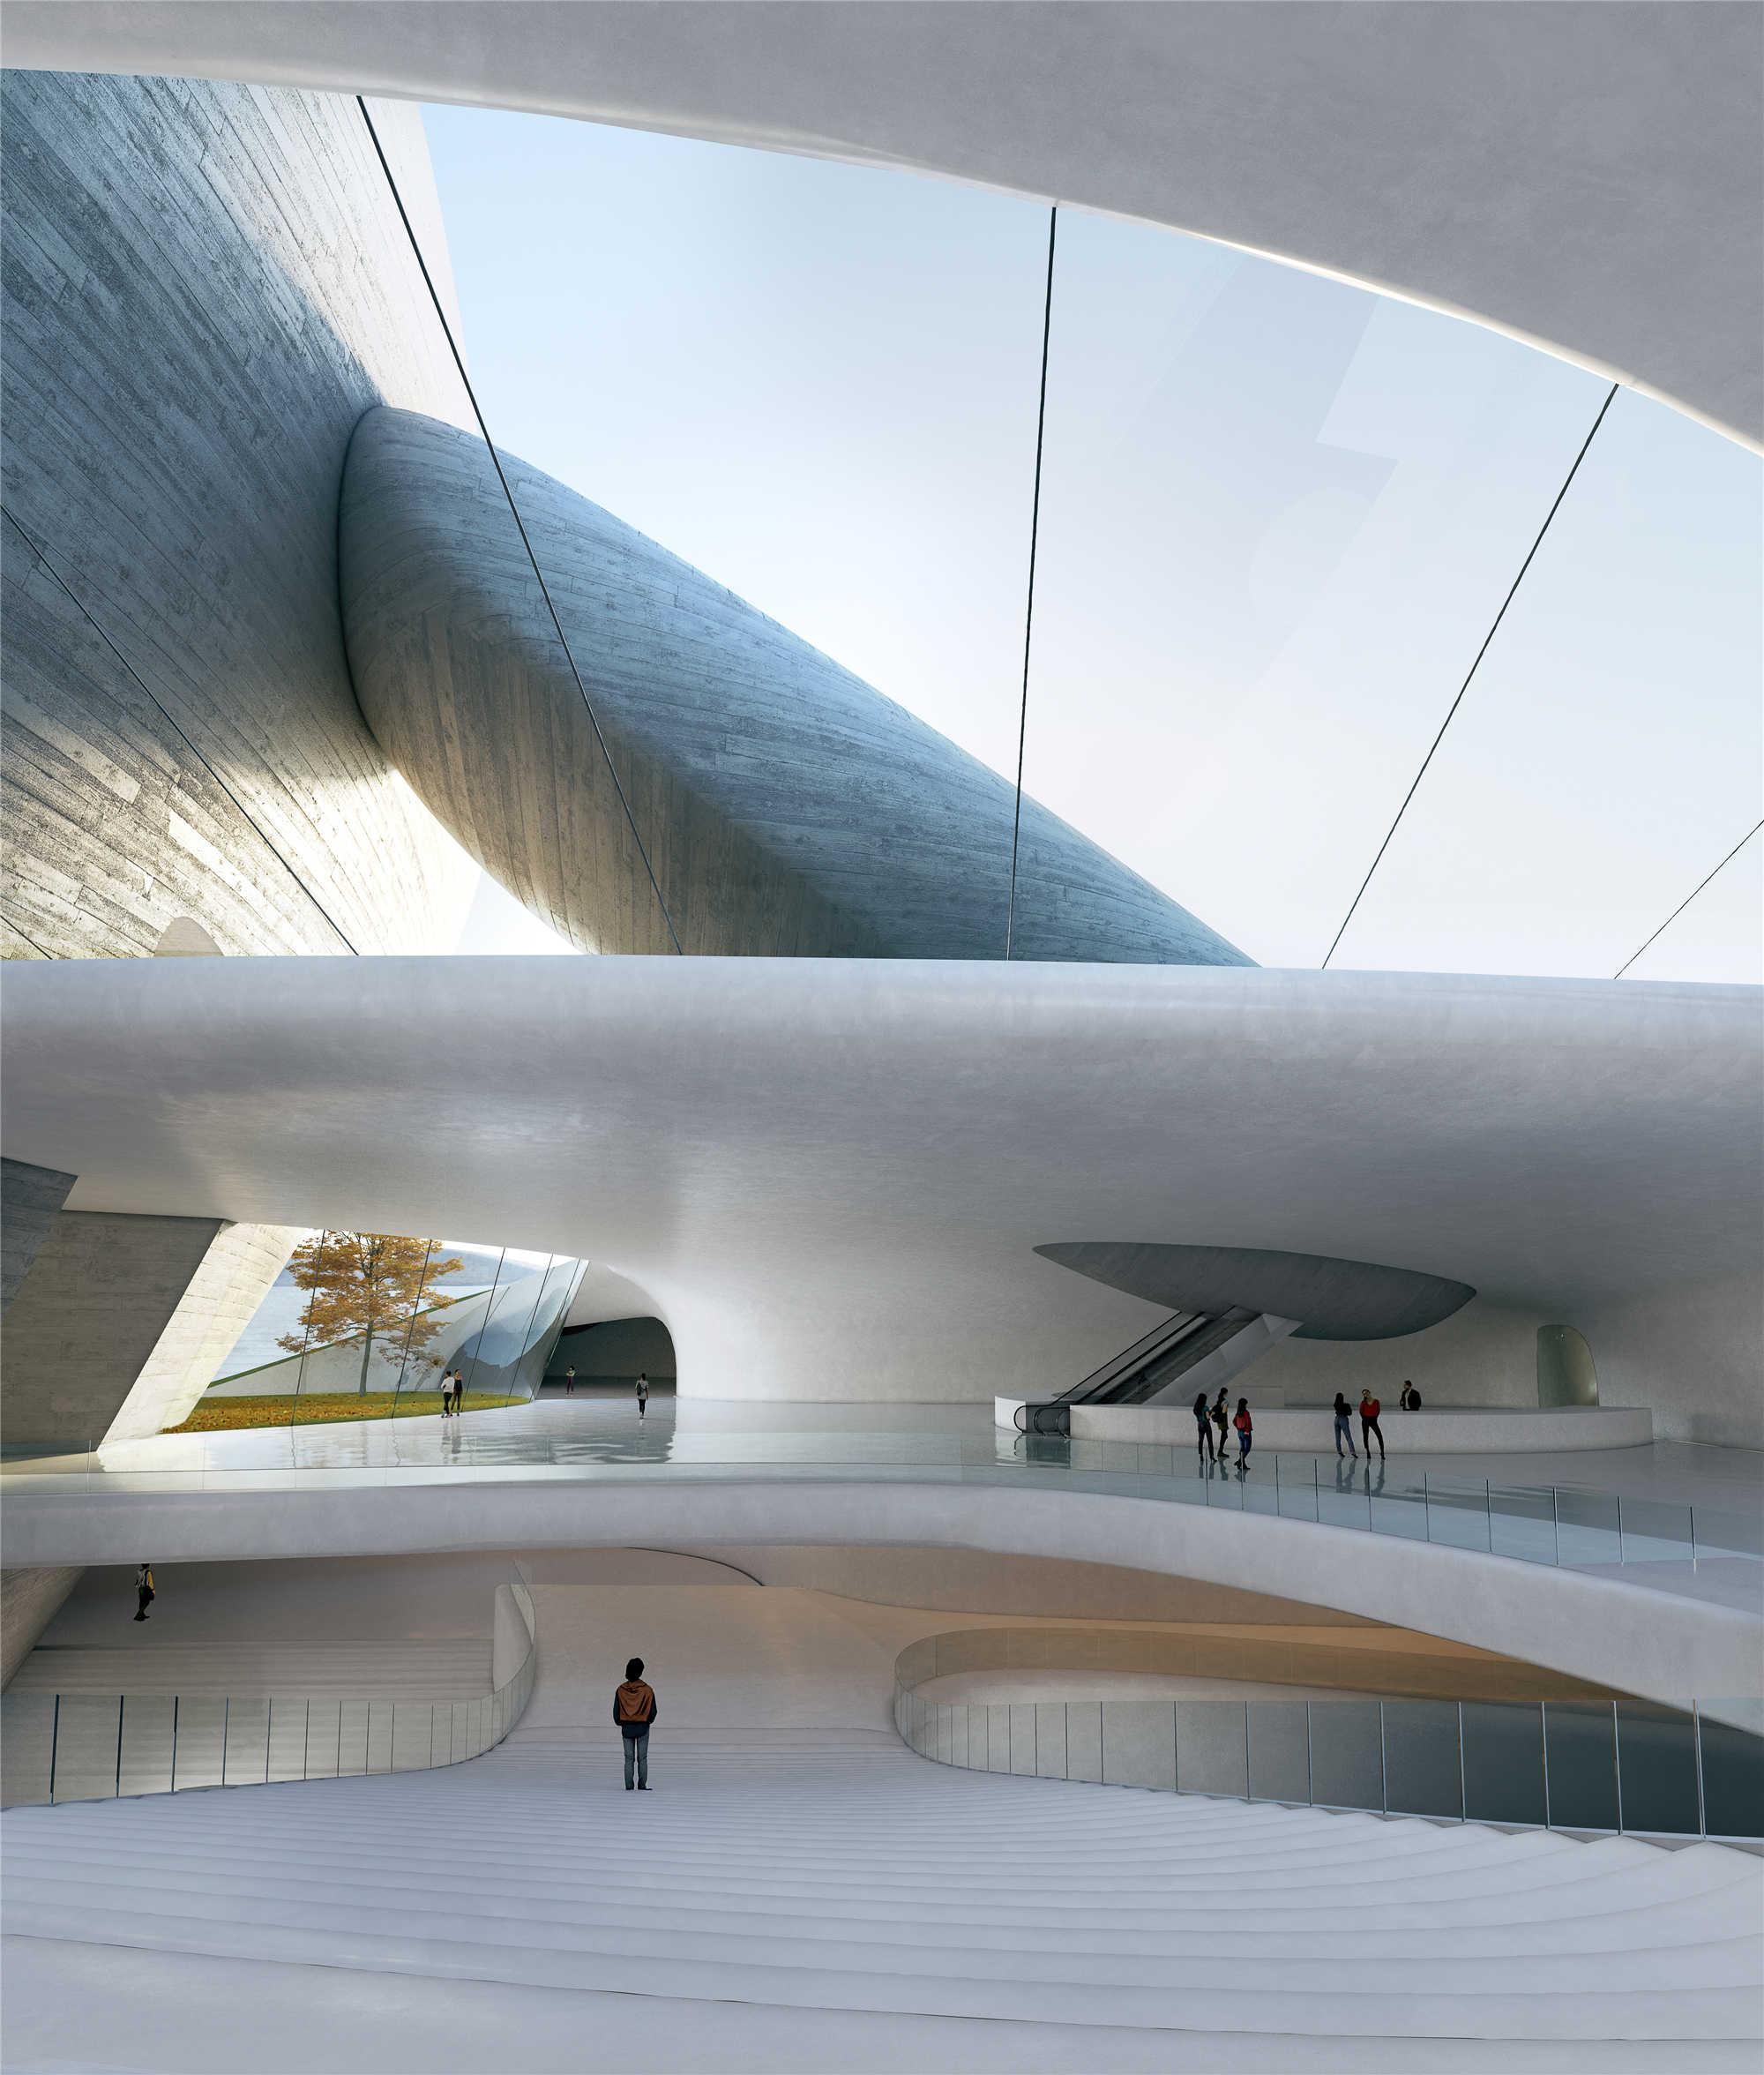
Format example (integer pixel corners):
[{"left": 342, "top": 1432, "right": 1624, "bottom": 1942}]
[{"left": 4, "top": 1728, "right": 1760, "bottom": 2071}]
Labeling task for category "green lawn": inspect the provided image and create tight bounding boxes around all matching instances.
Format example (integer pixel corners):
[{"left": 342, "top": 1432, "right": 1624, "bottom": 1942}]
[{"left": 165, "top": 1392, "right": 523, "bottom": 1434}]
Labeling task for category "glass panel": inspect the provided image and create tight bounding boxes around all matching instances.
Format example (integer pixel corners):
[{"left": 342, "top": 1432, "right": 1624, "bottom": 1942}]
[
  {"left": 1461, "top": 1702, "right": 1546, "bottom": 1825},
  {"left": 171, "top": 1696, "right": 226, "bottom": 1790},
  {"left": 1368, "top": 1471, "right": 1431, "bottom": 1540},
  {"left": 1317, "top": 1472, "right": 1373, "bottom": 1532},
  {"left": 1381, "top": 1700, "right": 1463, "bottom": 1819},
  {"left": 1555, "top": 1489, "right": 1622, "bottom": 1566},
  {"left": 1616, "top": 1703, "right": 1700, "bottom": 1835},
  {"left": 1424, "top": 1478, "right": 1491, "bottom": 1552},
  {"left": 1176, "top": 1701, "right": 1248, "bottom": 1798},
  {"left": 49, "top": 1696, "right": 122, "bottom": 1802},
  {"left": 1319, "top": 392, "right": 1761, "bottom": 985},
  {"left": 1617, "top": 1499, "right": 1693, "bottom": 1565},
  {"left": 1101, "top": 1702, "right": 1176, "bottom": 1789},
  {"left": 0, "top": 1691, "right": 56, "bottom": 1806},
  {"left": 1542, "top": 1700, "right": 1619, "bottom": 1831},
  {"left": 304, "top": 1699, "right": 342, "bottom": 1779},
  {"left": 1307, "top": 1702, "right": 1384, "bottom": 1811},
  {"left": 1009, "top": 1704, "right": 1037, "bottom": 1776},
  {"left": 1035, "top": 1702, "right": 1068, "bottom": 1779},
  {"left": 223, "top": 1697, "right": 270, "bottom": 1786},
  {"left": 1020, "top": 208, "right": 1632, "bottom": 975},
  {"left": 1698, "top": 1715, "right": 1764, "bottom": 1840},
  {"left": 338, "top": 1699, "right": 370, "bottom": 1776},
  {"left": 424, "top": 107, "right": 1045, "bottom": 961},
  {"left": 1066, "top": 1700, "right": 1103, "bottom": 1782},
  {"left": 1274, "top": 1462, "right": 1319, "bottom": 1523},
  {"left": 1246, "top": 1700, "right": 1310, "bottom": 1804},
  {"left": 1693, "top": 1506, "right": 1764, "bottom": 1560},
  {"left": 987, "top": 1704, "right": 1012, "bottom": 1773},
  {"left": 265, "top": 1697, "right": 308, "bottom": 1783},
  {"left": 1488, "top": 1485, "right": 1558, "bottom": 1564},
  {"left": 392, "top": 1701, "right": 432, "bottom": 1772}
]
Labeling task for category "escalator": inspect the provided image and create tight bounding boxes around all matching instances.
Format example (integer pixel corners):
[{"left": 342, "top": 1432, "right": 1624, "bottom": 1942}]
[{"left": 1013, "top": 1307, "right": 1264, "bottom": 1436}]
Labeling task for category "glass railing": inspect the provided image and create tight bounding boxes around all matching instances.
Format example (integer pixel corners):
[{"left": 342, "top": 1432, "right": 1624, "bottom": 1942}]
[
  {"left": 892, "top": 1632, "right": 1764, "bottom": 1841},
  {"left": 0, "top": 1577, "right": 536, "bottom": 1809},
  {"left": 6, "top": 1437, "right": 1758, "bottom": 1582}
]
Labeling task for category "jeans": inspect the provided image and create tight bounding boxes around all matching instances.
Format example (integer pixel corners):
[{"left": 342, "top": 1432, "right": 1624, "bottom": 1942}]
[
  {"left": 1334, "top": 1415, "right": 1357, "bottom": 1458},
  {"left": 623, "top": 1727, "right": 649, "bottom": 1787},
  {"left": 1237, "top": 1432, "right": 1252, "bottom": 1461},
  {"left": 1195, "top": 1420, "right": 1215, "bottom": 1460}
]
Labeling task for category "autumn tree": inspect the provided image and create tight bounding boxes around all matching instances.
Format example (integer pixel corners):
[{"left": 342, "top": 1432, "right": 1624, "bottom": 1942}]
[{"left": 278, "top": 1232, "right": 466, "bottom": 1395}]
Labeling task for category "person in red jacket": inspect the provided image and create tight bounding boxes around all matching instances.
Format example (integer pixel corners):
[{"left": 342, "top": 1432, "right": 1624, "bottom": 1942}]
[
  {"left": 1358, "top": 1389, "right": 1386, "bottom": 1460},
  {"left": 1232, "top": 1397, "right": 1253, "bottom": 1467},
  {"left": 615, "top": 1657, "right": 658, "bottom": 1790}
]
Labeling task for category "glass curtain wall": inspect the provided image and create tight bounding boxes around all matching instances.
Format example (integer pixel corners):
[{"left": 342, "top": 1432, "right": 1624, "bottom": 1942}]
[
  {"left": 420, "top": 106, "right": 1051, "bottom": 961},
  {"left": 417, "top": 109, "right": 1760, "bottom": 985}
]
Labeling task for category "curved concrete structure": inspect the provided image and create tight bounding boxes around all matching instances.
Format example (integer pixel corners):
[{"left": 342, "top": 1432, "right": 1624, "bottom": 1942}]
[
  {"left": 1, "top": 72, "right": 475, "bottom": 962},
  {"left": 6, "top": 3, "right": 1760, "bottom": 449},
  {"left": 2, "top": 954, "right": 1757, "bottom": 1438},
  {"left": 4, "top": 1474, "right": 1756, "bottom": 1724},
  {"left": 1036, "top": 1243, "right": 1476, "bottom": 1339},
  {"left": 341, "top": 407, "right": 1249, "bottom": 963},
  {"left": 4, "top": 1562, "right": 1759, "bottom": 2070}
]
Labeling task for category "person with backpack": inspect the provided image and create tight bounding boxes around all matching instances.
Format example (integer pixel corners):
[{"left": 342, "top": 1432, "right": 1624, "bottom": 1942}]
[
  {"left": 1358, "top": 1388, "right": 1386, "bottom": 1459},
  {"left": 1332, "top": 1391, "right": 1357, "bottom": 1459},
  {"left": 615, "top": 1657, "right": 657, "bottom": 1789},
  {"left": 133, "top": 1562, "right": 155, "bottom": 1622},
  {"left": 1232, "top": 1397, "right": 1253, "bottom": 1466},
  {"left": 1192, "top": 1390, "right": 1215, "bottom": 1464}
]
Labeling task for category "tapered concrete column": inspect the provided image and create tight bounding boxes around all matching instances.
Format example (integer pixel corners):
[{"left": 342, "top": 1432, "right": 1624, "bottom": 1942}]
[
  {"left": 1, "top": 1565, "right": 81, "bottom": 1689},
  {"left": 1, "top": 1157, "right": 76, "bottom": 1312},
  {"left": 0, "top": 1210, "right": 278, "bottom": 1450}
]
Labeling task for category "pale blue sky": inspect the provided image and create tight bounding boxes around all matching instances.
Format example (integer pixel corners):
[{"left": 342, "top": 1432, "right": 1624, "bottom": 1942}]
[{"left": 426, "top": 105, "right": 1761, "bottom": 983}]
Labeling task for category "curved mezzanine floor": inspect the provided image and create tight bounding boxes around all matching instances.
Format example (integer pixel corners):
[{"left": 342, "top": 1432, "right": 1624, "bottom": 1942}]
[
  {"left": 5, "top": 1397, "right": 1760, "bottom": 1723},
  {"left": 4, "top": 1558, "right": 1760, "bottom": 2073}
]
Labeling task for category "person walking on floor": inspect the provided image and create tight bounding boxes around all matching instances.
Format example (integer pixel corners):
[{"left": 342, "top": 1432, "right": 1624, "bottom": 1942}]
[
  {"left": 1358, "top": 1387, "right": 1386, "bottom": 1459},
  {"left": 1210, "top": 1387, "right": 1230, "bottom": 1461},
  {"left": 450, "top": 1369, "right": 467, "bottom": 1418},
  {"left": 616, "top": 1656, "right": 657, "bottom": 1788},
  {"left": 437, "top": 1368, "right": 455, "bottom": 1417},
  {"left": 1232, "top": 1397, "right": 1253, "bottom": 1467},
  {"left": 1192, "top": 1390, "right": 1215, "bottom": 1464},
  {"left": 133, "top": 1562, "right": 154, "bottom": 1622},
  {"left": 1332, "top": 1391, "right": 1357, "bottom": 1459},
  {"left": 635, "top": 1373, "right": 649, "bottom": 1420}
]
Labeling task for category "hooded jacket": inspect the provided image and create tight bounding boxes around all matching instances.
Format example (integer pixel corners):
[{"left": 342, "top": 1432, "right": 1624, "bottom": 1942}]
[{"left": 614, "top": 1679, "right": 657, "bottom": 1735}]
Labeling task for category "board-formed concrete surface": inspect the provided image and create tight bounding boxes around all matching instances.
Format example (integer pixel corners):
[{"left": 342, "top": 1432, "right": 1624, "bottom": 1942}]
[
  {"left": 341, "top": 406, "right": 1251, "bottom": 965},
  {"left": 1, "top": 72, "right": 475, "bottom": 962}
]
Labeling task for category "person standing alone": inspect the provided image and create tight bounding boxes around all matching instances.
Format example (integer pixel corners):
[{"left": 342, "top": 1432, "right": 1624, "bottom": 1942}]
[
  {"left": 133, "top": 1562, "right": 155, "bottom": 1622},
  {"left": 1358, "top": 1388, "right": 1386, "bottom": 1460},
  {"left": 635, "top": 1373, "right": 649, "bottom": 1420},
  {"left": 616, "top": 1657, "right": 657, "bottom": 1789}
]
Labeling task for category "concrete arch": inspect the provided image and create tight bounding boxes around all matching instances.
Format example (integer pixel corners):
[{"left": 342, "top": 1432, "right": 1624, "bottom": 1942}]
[{"left": 4, "top": 2, "right": 1759, "bottom": 449}]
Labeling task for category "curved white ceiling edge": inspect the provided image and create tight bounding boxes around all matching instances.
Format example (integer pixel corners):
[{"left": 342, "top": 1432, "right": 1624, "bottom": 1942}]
[
  {"left": 3, "top": 1, "right": 1760, "bottom": 451},
  {"left": 3, "top": 1479, "right": 1753, "bottom": 1722},
  {"left": 3, "top": 955, "right": 1758, "bottom": 1406}
]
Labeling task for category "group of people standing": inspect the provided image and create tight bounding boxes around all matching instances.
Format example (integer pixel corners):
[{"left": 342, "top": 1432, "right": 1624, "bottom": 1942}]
[
  {"left": 1192, "top": 1387, "right": 1254, "bottom": 1465},
  {"left": 1189, "top": 1382, "right": 1414, "bottom": 1465}
]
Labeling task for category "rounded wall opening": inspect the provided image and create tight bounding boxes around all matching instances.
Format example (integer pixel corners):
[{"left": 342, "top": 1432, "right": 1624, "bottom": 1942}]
[
  {"left": 547, "top": 1315, "right": 675, "bottom": 1397},
  {"left": 1536, "top": 1323, "right": 1598, "bottom": 1407}
]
